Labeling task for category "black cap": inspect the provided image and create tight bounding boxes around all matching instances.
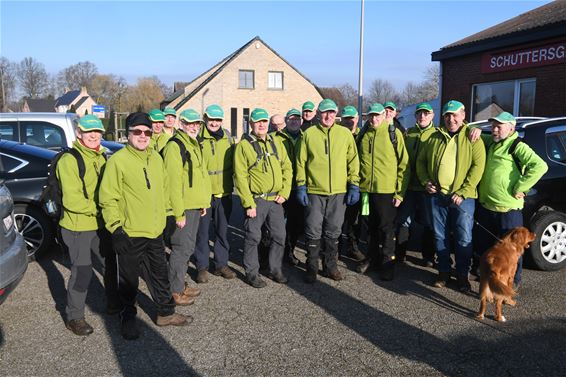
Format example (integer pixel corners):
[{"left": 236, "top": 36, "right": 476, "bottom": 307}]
[{"left": 125, "top": 112, "right": 152, "bottom": 131}]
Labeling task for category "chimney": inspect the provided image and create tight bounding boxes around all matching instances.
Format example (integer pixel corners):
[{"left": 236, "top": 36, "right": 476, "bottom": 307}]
[{"left": 80, "top": 86, "right": 88, "bottom": 96}]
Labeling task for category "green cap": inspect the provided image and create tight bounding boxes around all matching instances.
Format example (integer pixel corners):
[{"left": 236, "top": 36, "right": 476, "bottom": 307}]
[
  {"left": 367, "top": 103, "right": 385, "bottom": 115},
  {"left": 204, "top": 104, "right": 224, "bottom": 120},
  {"left": 302, "top": 101, "right": 315, "bottom": 112},
  {"left": 163, "top": 107, "right": 177, "bottom": 117},
  {"left": 286, "top": 108, "right": 301, "bottom": 118},
  {"left": 383, "top": 101, "right": 397, "bottom": 110},
  {"left": 179, "top": 109, "right": 203, "bottom": 123},
  {"left": 318, "top": 99, "right": 338, "bottom": 112},
  {"left": 489, "top": 111, "right": 516, "bottom": 126},
  {"left": 415, "top": 102, "right": 433, "bottom": 113},
  {"left": 78, "top": 114, "right": 105, "bottom": 132},
  {"left": 442, "top": 100, "right": 464, "bottom": 115},
  {"left": 341, "top": 105, "right": 358, "bottom": 118},
  {"left": 250, "top": 108, "right": 269, "bottom": 122},
  {"left": 148, "top": 109, "right": 165, "bottom": 122}
]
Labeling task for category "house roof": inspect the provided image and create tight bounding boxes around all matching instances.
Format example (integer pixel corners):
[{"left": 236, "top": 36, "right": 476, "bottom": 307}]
[
  {"left": 166, "top": 36, "right": 323, "bottom": 110},
  {"left": 432, "top": 1, "right": 566, "bottom": 61},
  {"left": 55, "top": 90, "right": 80, "bottom": 107},
  {"left": 74, "top": 96, "right": 89, "bottom": 108},
  {"left": 24, "top": 98, "right": 56, "bottom": 112}
]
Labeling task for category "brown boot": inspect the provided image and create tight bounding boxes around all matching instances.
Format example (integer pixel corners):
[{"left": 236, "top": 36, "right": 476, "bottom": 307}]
[
  {"left": 183, "top": 282, "right": 201, "bottom": 298},
  {"left": 196, "top": 270, "right": 209, "bottom": 284},
  {"left": 156, "top": 313, "right": 193, "bottom": 327},
  {"left": 213, "top": 266, "right": 236, "bottom": 279},
  {"left": 326, "top": 268, "right": 343, "bottom": 281},
  {"left": 66, "top": 318, "right": 93, "bottom": 336},
  {"left": 172, "top": 292, "right": 195, "bottom": 306}
]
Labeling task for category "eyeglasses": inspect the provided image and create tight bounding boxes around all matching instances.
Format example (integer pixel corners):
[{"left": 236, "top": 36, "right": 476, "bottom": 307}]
[{"left": 129, "top": 129, "right": 152, "bottom": 136}]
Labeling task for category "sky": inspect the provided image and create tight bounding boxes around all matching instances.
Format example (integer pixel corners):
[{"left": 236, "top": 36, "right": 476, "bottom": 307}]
[{"left": 0, "top": 0, "right": 552, "bottom": 91}]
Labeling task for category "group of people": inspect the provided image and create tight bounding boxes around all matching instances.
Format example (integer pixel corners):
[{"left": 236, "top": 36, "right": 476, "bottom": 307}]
[{"left": 56, "top": 97, "right": 548, "bottom": 341}]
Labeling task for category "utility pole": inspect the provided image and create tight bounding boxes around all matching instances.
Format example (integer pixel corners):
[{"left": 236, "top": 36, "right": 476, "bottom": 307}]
[{"left": 357, "top": 0, "right": 365, "bottom": 128}]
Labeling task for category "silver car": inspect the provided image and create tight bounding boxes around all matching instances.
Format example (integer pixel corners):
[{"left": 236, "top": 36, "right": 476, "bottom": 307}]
[{"left": 0, "top": 181, "right": 28, "bottom": 305}]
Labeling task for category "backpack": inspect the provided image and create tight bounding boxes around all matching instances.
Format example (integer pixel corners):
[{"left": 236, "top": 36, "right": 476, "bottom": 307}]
[
  {"left": 508, "top": 137, "right": 524, "bottom": 174},
  {"left": 162, "top": 138, "right": 193, "bottom": 187},
  {"left": 356, "top": 120, "right": 399, "bottom": 162},
  {"left": 241, "top": 133, "right": 280, "bottom": 169},
  {"left": 197, "top": 128, "right": 235, "bottom": 154},
  {"left": 41, "top": 148, "right": 105, "bottom": 219}
]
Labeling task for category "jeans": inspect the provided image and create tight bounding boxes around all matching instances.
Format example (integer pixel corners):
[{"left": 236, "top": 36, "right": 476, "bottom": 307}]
[{"left": 430, "top": 193, "right": 475, "bottom": 276}]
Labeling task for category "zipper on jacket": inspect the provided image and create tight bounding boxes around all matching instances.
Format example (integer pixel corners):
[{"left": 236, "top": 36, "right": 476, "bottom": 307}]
[
  {"left": 266, "top": 140, "right": 276, "bottom": 194},
  {"left": 143, "top": 167, "right": 151, "bottom": 189},
  {"left": 210, "top": 140, "right": 215, "bottom": 156},
  {"left": 327, "top": 131, "right": 332, "bottom": 193},
  {"left": 369, "top": 130, "right": 377, "bottom": 192}
]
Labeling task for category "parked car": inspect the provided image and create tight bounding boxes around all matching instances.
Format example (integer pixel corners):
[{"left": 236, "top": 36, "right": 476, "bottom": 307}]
[
  {"left": 0, "top": 140, "right": 56, "bottom": 259},
  {"left": 480, "top": 117, "right": 566, "bottom": 271},
  {"left": 0, "top": 181, "right": 28, "bottom": 305},
  {"left": 0, "top": 112, "right": 124, "bottom": 153}
]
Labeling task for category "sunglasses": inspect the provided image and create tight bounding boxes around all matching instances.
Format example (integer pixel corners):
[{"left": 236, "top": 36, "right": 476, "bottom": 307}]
[{"left": 129, "top": 129, "right": 153, "bottom": 136}]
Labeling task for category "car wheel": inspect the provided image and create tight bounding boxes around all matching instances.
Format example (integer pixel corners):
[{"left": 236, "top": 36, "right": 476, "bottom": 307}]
[
  {"left": 528, "top": 210, "right": 566, "bottom": 271},
  {"left": 13, "top": 204, "right": 53, "bottom": 261}
]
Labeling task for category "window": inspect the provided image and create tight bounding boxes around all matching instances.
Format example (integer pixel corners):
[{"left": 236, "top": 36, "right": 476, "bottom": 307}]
[
  {"left": 239, "top": 70, "right": 254, "bottom": 89},
  {"left": 268, "top": 71, "right": 283, "bottom": 90},
  {"left": 0, "top": 154, "right": 27, "bottom": 174},
  {"left": 471, "top": 78, "right": 536, "bottom": 121},
  {"left": 546, "top": 126, "right": 566, "bottom": 165},
  {"left": 21, "top": 121, "right": 66, "bottom": 150},
  {"left": 0, "top": 122, "right": 17, "bottom": 141}
]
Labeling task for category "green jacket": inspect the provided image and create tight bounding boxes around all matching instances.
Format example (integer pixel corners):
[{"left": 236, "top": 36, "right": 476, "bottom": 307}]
[
  {"left": 99, "top": 145, "right": 170, "bottom": 238},
  {"left": 57, "top": 141, "right": 106, "bottom": 232},
  {"left": 273, "top": 129, "right": 302, "bottom": 189},
  {"left": 234, "top": 133, "right": 292, "bottom": 209},
  {"left": 405, "top": 122, "right": 436, "bottom": 191},
  {"left": 358, "top": 121, "right": 410, "bottom": 200},
  {"left": 479, "top": 132, "right": 548, "bottom": 212},
  {"left": 162, "top": 131, "right": 212, "bottom": 220},
  {"left": 296, "top": 123, "right": 360, "bottom": 195},
  {"left": 150, "top": 132, "right": 171, "bottom": 153},
  {"left": 416, "top": 123, "right": 486, "bottom": 199},
  {"left": 198, "top": 127, "right": 234, "bottom": 196}
]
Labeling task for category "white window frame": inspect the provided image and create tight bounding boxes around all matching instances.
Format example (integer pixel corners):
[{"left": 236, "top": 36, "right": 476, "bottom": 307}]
[
  {"left": 268, "top": 71, "right": 284, "bottom": 90},
  {"left": 470, "top": 78, "right": 536, "bottom": 121}
]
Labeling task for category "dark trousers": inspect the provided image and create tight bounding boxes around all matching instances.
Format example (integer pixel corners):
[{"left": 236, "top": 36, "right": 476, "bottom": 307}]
[
  {"left": 474, "top": 205, "right": 524, "bottom": 284},
  {"left": 244, "top": 199, "right": 286, "bottom": 277},
  {"left": 341, "top": 201, "right": 360, "bottom": 243},
  {"left": 118, "top": 235, "right": 175, "bottom": 320},
  {"left": 368, "top": 193, "right": 397, "bottom": 263},
  {"left": 194, "top": 195, "right": 232, "bottom": 271},
  {"left": 283, "top": 192, "right": 304, "bottom": 252}
]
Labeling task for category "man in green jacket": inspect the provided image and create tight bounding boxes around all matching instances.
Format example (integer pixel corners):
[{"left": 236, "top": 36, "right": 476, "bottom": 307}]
[
  {"left": 194, "top": 104, "right": 237, "bottom": 283},
  {"left": 163, "top": 107, "right": 178, "bottom": 136},
  {"left": 99, "top": 112, "right": 189, "bottom": 340},
  {"left": 234, "top": 108, "right": 292, "bottom": 288},
  {"left": 296, "top": 98, "right": 360, "bottom": 283},
  {"left": 356, "top": 103, "right": 410, "bottom": 280},
  {"left": 473, "top": 111, "right": 548, "bottom": 288},
  {"left": 395, "top": 102, "right": 437, "bottom": 266},
  {"left": 301, "top": 100, "right": 318, "bottom": 131},
  {"left": 162, "top": 109, "right": 211, "bottom": 305},
  {"left": 416, "top": 100, "right": 486, "bottom": 292},
  {"left": 149, "top": 109, "right": 171, "bottom": 152},
  {"left": 58, "top": 115, "right": 117, "bottom": 336}
]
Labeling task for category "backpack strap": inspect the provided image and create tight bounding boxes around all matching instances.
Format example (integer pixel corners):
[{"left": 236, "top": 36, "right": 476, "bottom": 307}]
[
  {"left": 167, "top": 138, "right": 193, "bottom": 187},
  {"left": 242, "top": 133, "right": 263, "bottom": 168},
  {"left": 66, "top": 148, "right": 88, "bottom": 200},
  {"left": 509, "top": 137, "right": 524, "bottom": 174},
  {"left": 388, "top": 122, "right": 400, "bottom": 163},
  {"left": 268, "top": 136, "right": 279, "bottom": 161}
]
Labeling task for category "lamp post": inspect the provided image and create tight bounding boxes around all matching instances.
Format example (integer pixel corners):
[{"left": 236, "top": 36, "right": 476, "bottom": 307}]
[{"left": 357, "top": 0, "right": 365, "bottom": 128}]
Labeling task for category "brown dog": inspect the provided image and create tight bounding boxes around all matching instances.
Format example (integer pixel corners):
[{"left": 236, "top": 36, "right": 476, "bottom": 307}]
[{"left": 475, "top": 227, "right": 536, "bottom": 322}]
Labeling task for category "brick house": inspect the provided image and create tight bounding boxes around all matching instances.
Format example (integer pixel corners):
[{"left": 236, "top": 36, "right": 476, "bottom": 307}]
[
  {"left": 54, "top": 87, "right": 98, "bottom": 116},
  {"left": 21, "top": 98, "right": 56, "bottom": 112},
  {"left": 432, "top": 1, "right": 566, "bottom": 121},
  {"left": 161, "top": 36, "right": 323, "bottom": 139}
]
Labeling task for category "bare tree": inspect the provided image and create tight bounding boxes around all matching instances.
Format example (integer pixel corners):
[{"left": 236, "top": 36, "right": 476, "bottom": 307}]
[
  {"left": 122, "top": 76, "right": 166, "bottom": 112},
  {"left": 90, "top": 74, "right": 127, "bottom": 111},
  {"left": 367, "top": 79, "right": 399, "bottom": 105},
  {"left": 337, "top": 83, "right": 358, "bottom": 106},
  {"left": 57, "top": 61, "right": 98, "bottom": 92},
  {"left": 0, "top": 57, "right": 17, "bottom": 111},
  {"left": 17, "top": 57, "right": 49, "bottom": 98},
  {"left": 418, "top": 65, "right": 440, "bottom": 101}
]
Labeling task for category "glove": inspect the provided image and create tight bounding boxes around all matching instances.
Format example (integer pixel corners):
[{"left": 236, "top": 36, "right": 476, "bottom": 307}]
[
  {"left": 296, "top": 185, "right": 309, "bottom": 206},
  {"left": 112, "top": 227, "right": 132, "bottom": 255},
  {"left": 346, "top": 185, "right": 360, "bottom": 206},
  {"left": 162, "top": 215, "right": 176, "bottom": 247}
]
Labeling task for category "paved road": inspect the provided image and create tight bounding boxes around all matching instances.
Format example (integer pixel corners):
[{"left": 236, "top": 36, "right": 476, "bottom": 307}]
[{"left": 1, "top": 203, "right": 565, "bottom": 376}]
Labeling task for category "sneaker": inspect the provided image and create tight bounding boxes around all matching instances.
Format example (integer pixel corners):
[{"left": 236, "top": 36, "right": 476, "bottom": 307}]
[
  {"left": 120, "top": 318, "right": 139, "bottom": 340},
  {"left": 183, "top": 282, "right": 201, "bottom": 298},
  {"left": 304, "top": 270, "right": 317, "bottom": 284},
  {"left": 156, "top": 313, "right": 192, "bottom": 327},
  {"left": 246, "top": 275, "right": 267, "bottom": 288},
  {"left": 269, "top": 271, "right": 288, "bottom": 284},
  {"left": 196, "top": 270, "right": 209, "bottom": 284},
  {"left": 457, "top": 275, "right": 471, "bottom": 293},
  {"left": 172, "top": 292, "right": 195, "bottom": 306},
  {"left": 66, "top": 318, "right": 93, "bottom": 336},
  {"left": 433, "top": 272, "right": 451, "bottom": 288},
  {"left": 213, "top": 266, "right": 236, "bottom": 279}
]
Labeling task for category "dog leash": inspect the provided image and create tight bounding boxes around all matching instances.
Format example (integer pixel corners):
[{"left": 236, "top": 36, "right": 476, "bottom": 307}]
[{"left": 449, "top": 202, "right": 503, "bottom": 243}]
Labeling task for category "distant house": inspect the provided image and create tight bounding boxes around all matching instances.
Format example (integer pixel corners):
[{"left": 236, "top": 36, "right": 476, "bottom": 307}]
[
  {"left": 55, "top": 87, "right": 97, "bottom": 116},
  {"left": 162, "top": 36, "right": 323, "bottom": 139},
  {"left": 21, "top": 98, "right": 56, "bottom": 112}
]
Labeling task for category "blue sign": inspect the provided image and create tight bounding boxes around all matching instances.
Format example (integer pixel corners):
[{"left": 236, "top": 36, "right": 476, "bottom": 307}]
[{"left": 92, "top": 105, "right": 106, "bottom": 118}]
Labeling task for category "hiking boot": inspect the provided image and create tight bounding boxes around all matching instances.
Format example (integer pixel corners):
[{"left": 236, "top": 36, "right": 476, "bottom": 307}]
[
  {"left": 269, "top": 271, "right": 288, "bottom": 284},
  {"left": 304, "top": 270, "right": 317, "bottom": 284},
  {"left": 66, "top": 318, "right": 93, "bottom": 336},
  {"left": 196, "top": 270, "right": 209, "bottom": 284},
  {"left": 246, "top": 275, "right": 267, "bottom": 288},
  {"left": 172, "top": 292, "right": 195, "bottom": 306},
  {"left": 213, "top": 266, "right": 236, "bottom": 279},
  {"left": 325, "top": 268, "right": 343, "bottom": 281},
  {"left": 106, "top": 300, "right": 123, "bottom": 315},
  {"left": 433, "top": 272, "right": 451, "bottom": 288},
  {"left": 350, "top": 249, "right": 365, "bottom": 261},
  {"left": 286, "top": 249, "right": 300, "bottom": 265},
  {"left": 356, "top": 258, "right": 372, "bottom": 274},
  {"left": 120, "top": 318, "right": 139, "bottom": 340},
  {"left": 156, "top": 313, "right": 192, "bottom": 327},
  {"left": 457, "top": 275, "right": 471, "bottom": 293},
  {"left": 183, "top": 282, "right": 201, "bottom": 298},
  {"left": 380, "top": 262, "right": 395, "bottom": 281}
]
